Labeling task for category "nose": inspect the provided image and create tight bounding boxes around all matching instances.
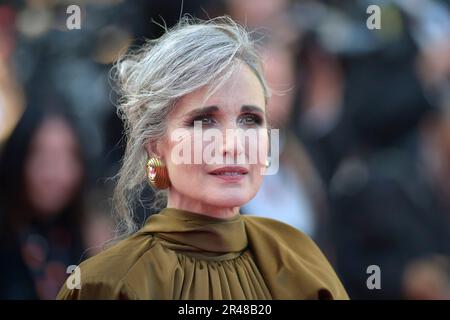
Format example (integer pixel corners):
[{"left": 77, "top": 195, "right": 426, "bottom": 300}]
[{"left": 220, "top": 126, "right": 245, "bottom": 161}]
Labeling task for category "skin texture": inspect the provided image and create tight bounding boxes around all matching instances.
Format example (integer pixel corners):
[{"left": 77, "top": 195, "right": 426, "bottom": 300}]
[{"left": 147, "top": 63, "right": 269, "bottom": 219}]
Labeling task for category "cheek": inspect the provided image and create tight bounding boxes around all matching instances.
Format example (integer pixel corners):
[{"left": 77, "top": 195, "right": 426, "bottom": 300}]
[
  {"left": 164, "top": 127, "right": 194, "bottom": 163},
  {"left": 164, "top": 131, "right": 205, "bottom": 187},
  {"left": 247, "top": 132, "right": 269, "bottom": 188},
  {"left": 246, "top": 130, "right": 269, "bottom": 165},
  {"left": 168, "top": 164, "right": 205, "bottom": 186}
]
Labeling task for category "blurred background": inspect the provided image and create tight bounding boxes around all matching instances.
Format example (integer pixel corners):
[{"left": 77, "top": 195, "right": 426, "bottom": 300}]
[{"left": 0, "top": 0, "right": 450, "bottom": 300}]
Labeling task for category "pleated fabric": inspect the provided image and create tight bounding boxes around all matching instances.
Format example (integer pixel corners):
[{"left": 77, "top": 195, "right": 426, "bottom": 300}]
[
  {"left": 132, "top": 207, "right": 272, "bottom": 299},
  {"left": 168, "top": 251, "right": 271, "bottom": 299}
]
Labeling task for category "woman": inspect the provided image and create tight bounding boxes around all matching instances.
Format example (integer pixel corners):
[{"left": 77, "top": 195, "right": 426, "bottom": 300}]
[
  {"left": 57, "top": 16, "right": 348, "bottom": 300},
  {"left": 0, "top": 104, "right": 86, "bottom": 299}
]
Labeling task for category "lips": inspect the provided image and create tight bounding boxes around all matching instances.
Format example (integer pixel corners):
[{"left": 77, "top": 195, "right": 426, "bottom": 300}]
[
  {"left": 209, "top": 166, "right": 249, "bottom": 175},
  {"left": 208, "top": 166, "right": 248, "bottom": 182}
]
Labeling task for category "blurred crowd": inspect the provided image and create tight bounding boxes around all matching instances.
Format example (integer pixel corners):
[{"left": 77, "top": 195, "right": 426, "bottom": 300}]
[{"left": 0, "top": 0, "right": 450, "bottom": 299}]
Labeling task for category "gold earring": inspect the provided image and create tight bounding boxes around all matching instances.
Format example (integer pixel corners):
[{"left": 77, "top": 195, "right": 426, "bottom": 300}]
[{"left": 146, "top": 157, "right": 170, "bottom": 189}]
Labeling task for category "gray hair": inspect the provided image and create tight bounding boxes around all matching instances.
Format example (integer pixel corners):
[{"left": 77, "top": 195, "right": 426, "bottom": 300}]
[{"left": 111, "top": 15, "right": 271, "bottom": 238}]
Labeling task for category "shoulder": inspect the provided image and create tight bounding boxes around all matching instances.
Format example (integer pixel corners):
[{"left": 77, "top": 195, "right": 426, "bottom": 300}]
[
  {"left": 242, "top": 214, "right": 330, "bottom": 263},
  {"left": 57, "top": 230, "right": 166, "bottom": 300},
  {"left": 242, "top": 215, "right": 349, "bottom": 299},
  {"left": 242, "top": 215, "right": 317, "bottom": 247}
]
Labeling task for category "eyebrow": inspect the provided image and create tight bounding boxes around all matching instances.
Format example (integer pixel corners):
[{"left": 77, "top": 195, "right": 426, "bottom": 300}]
[
  {"left": 184, "top": 106, "right": 219, "bottom": 118},
  {"left": 241, "top": 105, "right": 265, "bottom": 115},
  {"left": 184, "top": 105, "right": 265, "bottom": 118}
]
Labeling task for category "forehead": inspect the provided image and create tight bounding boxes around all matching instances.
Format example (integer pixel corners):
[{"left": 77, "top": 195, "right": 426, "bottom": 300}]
[{"left": 172, "top": 63, "right": 266, "bottom": 116}]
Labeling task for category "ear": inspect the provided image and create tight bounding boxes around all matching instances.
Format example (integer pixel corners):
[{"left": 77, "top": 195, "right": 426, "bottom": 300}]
[
  {"left": 145, "top": 139, "right": 164, "bottom": 159},
  {"left": 145, "top": 141, "right": 158, "bottom": 158}
]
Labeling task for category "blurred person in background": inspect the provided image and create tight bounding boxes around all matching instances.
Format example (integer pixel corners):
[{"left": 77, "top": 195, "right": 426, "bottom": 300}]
[
  {"left": 0, "top": 103, "right": 87, "bottom": 299},
  {"left": 293, "top": 36, "right": 346, "bottom": 184}
]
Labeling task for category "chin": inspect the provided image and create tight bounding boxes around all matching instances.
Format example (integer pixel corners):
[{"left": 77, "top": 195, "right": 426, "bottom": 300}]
[{"left": 203, "top": 189, "right": 254, "bottom": 208}]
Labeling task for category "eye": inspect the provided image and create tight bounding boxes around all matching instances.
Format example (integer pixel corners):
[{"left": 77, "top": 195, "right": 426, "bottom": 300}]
[
  {"left": 186, "top": 114, "right": 216, "bottom": 127},
  {"left": 238, "top": 113, "right": 263, "bottom": 126}
]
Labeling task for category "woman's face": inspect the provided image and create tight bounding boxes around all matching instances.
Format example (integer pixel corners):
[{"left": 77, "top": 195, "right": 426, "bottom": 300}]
[
  {"left": 25, "top": 117, "right": 83, "bottom": 217},
  {"left": 153, "top": 63, "right": 268, "bottom": 217}
]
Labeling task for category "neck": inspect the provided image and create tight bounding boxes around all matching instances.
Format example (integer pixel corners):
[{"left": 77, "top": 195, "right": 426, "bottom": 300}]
[{"left": 166, "top": 192, "right": 240, "bottom": 219}]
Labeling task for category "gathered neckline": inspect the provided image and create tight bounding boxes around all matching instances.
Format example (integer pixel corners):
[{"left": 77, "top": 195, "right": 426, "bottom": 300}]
[{"left": 141, "top": 207, "right": 248, "bottom": 254}]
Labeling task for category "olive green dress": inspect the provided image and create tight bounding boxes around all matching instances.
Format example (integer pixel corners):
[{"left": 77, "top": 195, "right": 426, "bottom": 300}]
[{"left": 57, "top": 208, "right": 349, "bottom": 300}]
